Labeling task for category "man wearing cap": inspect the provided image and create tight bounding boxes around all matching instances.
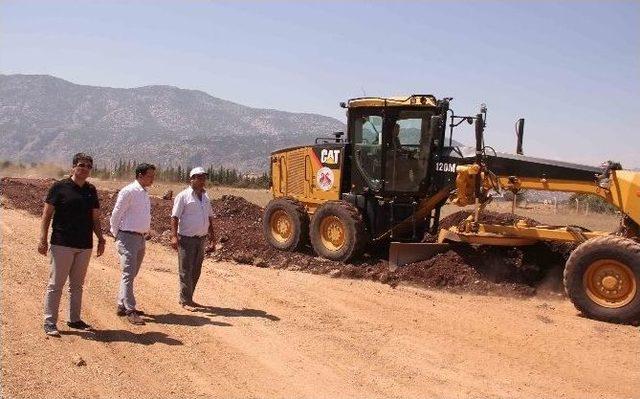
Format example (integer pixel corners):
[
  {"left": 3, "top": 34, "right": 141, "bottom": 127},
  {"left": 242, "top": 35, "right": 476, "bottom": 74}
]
[
  {"left": 109, "top": 163, "right": 156, "bottom": 325},
  {"left": 170, "top": 167, "right": 215, "bottom": 309}
]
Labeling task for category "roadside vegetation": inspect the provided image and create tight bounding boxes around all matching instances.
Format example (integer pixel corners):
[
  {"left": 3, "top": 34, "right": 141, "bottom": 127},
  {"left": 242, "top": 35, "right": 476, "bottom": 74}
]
[{"left": 0, "top": 160, "right": 620, "bottom": 231}]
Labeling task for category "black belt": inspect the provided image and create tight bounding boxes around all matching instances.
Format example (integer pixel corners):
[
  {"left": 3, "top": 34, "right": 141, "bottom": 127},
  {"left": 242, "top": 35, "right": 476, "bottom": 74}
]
[
  {"left": 179, "top": 234, "right": 207, "bottom": 239},
  {"left": 120, "top": 230, "right": 144, "bottom": 236}
]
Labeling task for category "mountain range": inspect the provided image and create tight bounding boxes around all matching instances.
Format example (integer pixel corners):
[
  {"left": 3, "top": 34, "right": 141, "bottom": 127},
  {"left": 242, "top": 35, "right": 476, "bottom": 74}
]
[{"left": 0, "top": 74, "right": 345, "bottom": 172}]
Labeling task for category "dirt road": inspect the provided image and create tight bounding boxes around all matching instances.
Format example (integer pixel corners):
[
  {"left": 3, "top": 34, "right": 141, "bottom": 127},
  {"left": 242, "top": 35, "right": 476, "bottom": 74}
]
[{"left": 1, "top": 208, "right": 639, "bottom": 399}]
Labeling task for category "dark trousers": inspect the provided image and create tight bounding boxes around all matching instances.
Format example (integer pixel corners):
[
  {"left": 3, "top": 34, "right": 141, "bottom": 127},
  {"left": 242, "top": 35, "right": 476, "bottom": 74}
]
[{"left": 178, "top": 235, "right": 206, "bottom": 304}]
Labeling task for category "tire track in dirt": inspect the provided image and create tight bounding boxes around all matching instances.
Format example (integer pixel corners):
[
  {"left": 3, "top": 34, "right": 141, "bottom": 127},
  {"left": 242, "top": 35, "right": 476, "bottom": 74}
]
[{"left": 2, "top": 207, "right": 639, "bottom": 399}]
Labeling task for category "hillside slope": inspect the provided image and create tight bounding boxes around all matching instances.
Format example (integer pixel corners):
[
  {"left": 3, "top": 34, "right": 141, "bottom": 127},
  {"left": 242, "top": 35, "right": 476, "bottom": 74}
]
[{"left": 0, "top": 74, "right": 345, "bottom": 171}]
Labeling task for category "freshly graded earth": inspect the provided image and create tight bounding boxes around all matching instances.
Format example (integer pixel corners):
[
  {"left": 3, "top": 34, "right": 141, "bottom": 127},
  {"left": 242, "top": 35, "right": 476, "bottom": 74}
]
[
  {"left": 1, "top": 178, "right": 639, "bottom": 398},
  {"left": 1, "top": 178, "right": 572, "bottom": 297}
]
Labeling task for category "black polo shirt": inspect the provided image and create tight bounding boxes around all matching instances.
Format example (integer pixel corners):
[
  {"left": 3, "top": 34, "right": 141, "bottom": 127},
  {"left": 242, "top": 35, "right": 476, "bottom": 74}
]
[{"left": 45, "top": 177, "right": 100, "bottom": 249}]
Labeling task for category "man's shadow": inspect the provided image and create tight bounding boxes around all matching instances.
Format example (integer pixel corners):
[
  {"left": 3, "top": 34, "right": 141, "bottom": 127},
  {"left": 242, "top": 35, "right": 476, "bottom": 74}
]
[
  {"left": 145, "top": 312, "right": 232, "bottom": 327},
  {"left": 61, "top": 329, "right": 183, "bottom": 346},
  {"left": 191, "top": 305, "right": 280, "bottom": 321}
]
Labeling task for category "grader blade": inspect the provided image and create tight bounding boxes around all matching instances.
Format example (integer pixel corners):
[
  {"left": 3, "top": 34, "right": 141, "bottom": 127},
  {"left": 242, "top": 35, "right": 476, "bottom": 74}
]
[{"left": 388, "top": 242, "right": 450, "bottom": 271}]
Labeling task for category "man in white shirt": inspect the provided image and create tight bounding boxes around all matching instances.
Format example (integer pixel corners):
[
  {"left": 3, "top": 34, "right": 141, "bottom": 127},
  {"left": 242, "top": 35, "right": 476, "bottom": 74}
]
[
  {"left": 171, "top": 167, "right": 215, "bottom": 309},
  {"left": 109, "top": 163, "right": 155, "bottom": 325}
]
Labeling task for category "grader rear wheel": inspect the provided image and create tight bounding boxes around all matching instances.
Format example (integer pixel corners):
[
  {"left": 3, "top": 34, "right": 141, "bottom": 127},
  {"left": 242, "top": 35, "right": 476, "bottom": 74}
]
[
  {"left": 310, "top": 201, "right": 368, "bottom": 262},
  {"left": 270, "top": 210, "right": 293, "bottom": 244},
  {"left": 263, "top": 198, "right": 309, "bottom": 251},
  {"left": 319, "top": 216, "right": 347, "bottom": 252},
  {"left": 564, "top": 235, "right": 640, "bottom": 324}
]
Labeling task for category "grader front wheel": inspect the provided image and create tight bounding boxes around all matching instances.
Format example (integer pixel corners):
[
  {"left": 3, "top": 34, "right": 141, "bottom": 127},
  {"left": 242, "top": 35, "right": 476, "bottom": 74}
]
[
  {"left": 564, "top": 235, "right": 640, "bottom": 324},
  {"left": 310, "top": 201, "right": 368, "bottom": 262}
]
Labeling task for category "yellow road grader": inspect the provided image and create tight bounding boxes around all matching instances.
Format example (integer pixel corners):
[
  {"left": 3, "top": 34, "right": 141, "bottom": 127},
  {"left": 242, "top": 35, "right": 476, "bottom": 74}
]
[{"left": 262, "top": 95, "right": 640, "bottom": 323}]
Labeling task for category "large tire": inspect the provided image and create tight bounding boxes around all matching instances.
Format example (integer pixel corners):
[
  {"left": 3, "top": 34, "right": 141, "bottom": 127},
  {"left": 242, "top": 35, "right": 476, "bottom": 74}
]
[
  {"left": 564, "top": 235, "right": 640, "bottom": 324},
  {"left": 310, "top": 201, "right": 368, "bottom": 262},
  {"left": 263, "top": 197, "right": 309, "bottom": 251}
]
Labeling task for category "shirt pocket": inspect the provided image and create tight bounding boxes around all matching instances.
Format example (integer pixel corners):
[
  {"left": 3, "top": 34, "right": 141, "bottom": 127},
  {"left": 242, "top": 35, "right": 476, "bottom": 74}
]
[{"left": 183, "top": 198, "right": 202, "bottom": 215}]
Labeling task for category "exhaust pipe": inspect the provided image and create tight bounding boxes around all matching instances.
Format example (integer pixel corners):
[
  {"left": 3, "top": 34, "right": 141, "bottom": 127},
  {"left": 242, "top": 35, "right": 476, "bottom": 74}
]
[{"left": 516, "top": 118, "right": 525, "bottom": 155}]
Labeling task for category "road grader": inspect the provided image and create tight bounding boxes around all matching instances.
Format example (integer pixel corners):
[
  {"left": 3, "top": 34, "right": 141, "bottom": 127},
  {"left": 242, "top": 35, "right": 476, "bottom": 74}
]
[{"left": 262, "top": 94, "right": 640, "bottom": 324}]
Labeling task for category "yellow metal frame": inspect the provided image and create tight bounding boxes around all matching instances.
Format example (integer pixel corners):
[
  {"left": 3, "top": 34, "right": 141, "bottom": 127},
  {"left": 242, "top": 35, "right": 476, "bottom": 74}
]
[
  {"left": 443, "top": 164, "right": 640, "bottom": 246},
  {"left": 347, "top": 95, "right": 437, "bottom": 108},
  {"left": 270, "top": 146, "right": 342, "bottom": 214},
  {"left": 438, "top": 223, "right": 610, "bottom": 246},
  {"left": 492, "top": 170, "right": 640, "bottom": 226}
]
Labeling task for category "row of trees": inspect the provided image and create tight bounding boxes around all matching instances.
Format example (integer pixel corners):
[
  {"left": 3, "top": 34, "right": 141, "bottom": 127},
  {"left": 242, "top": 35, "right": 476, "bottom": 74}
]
[
  {"left": 86, "top": 160, "right": 270, "bottom": 189},
  {"left": 0, "top": 159, "right": 269, "bottom": 188}
]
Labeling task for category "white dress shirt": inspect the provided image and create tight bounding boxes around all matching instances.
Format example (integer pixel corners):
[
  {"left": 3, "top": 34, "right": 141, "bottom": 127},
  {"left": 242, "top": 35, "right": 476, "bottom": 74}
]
[
  {"left": 109, "top": 180, "right": 151, "bottom": 236},
  {"left": 171, "top": 187, "right": 214, "bottom": 237}
]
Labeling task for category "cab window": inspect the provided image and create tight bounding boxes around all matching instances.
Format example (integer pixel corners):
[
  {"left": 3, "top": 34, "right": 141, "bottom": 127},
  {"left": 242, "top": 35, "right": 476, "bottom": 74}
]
[{"left": 353, "top": 114, "right": 383, "bottom": 190}]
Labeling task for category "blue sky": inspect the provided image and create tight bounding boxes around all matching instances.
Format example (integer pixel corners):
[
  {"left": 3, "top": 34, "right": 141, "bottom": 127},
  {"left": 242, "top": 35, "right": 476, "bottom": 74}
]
[{"left": 2, "top": 1, "right": 639, "bottom": 167}]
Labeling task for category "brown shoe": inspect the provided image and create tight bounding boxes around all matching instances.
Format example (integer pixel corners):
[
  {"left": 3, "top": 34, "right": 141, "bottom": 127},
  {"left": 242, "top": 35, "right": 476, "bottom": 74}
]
[{"left": 126, "top": 312, "right": 145, "bottom": 325}]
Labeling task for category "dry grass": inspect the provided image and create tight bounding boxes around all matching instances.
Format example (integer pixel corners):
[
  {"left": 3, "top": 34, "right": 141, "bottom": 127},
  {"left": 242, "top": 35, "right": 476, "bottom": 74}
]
[
  {"left": 92, "top": 178, "right": 272, "bottom": 207},
  {"left": 0, "top": 163, "right": 65, "bottom": 179},
  {"left": 3, "top": 167, "right": 620, "bottom": 232}
]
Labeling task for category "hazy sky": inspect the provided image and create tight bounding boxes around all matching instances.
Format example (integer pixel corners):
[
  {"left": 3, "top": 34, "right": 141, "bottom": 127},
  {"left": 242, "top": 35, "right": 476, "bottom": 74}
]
[{"left": 2, "top": 1, "right": 639, "bottom": 167}]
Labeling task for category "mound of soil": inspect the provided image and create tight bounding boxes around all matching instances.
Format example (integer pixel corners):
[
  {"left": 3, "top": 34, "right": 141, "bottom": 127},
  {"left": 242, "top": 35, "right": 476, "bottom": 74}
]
[{"left": 1, "top": 177, "right": 575, "bottom": 297}]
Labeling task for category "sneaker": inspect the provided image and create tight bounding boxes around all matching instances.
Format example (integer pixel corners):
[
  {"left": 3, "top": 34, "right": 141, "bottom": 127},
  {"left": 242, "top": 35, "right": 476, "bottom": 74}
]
[
  {"left": 44, "top": 323, "right": 60, "bottom": 337},
  {"left": 126, "top": 311, "right": 145, "bottom": 325},
  {"left": 67, "top": 320, "right": 92, "bottom": 330},
  {"left": 118, "top": 306, "right": 144, "bottom": 317}
]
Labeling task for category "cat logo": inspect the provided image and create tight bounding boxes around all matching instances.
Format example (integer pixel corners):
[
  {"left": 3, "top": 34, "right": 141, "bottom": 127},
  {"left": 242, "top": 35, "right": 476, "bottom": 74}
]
[{"left": 320, "top": 149, "right": 340, "bottom": 165}]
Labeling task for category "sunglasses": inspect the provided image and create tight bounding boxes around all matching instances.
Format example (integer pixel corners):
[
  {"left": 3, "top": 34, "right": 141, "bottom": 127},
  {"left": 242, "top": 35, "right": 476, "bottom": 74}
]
[{"left": 75, "top": 163, "right": 93, "bottom": 169}]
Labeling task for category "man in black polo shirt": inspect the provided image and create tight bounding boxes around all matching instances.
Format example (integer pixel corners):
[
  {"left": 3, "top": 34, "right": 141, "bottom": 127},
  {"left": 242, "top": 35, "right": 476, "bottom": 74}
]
[{"left": 38, "top": 153, "right": 106, "bottom": 337}]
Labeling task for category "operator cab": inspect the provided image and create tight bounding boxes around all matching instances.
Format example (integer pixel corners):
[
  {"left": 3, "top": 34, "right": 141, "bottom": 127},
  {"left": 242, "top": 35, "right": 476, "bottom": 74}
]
[{"left": 344, "top": 95, "right": 445, "bottom": 197}]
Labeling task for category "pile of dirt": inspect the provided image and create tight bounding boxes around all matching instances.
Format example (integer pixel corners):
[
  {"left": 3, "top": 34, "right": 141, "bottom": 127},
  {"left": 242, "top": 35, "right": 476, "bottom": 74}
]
[
  {"left": 0, "top": 177, "right": 56, "bottom": 216},
  {"left": 1, "top": 177, "right": 574, "bottom": 297}
]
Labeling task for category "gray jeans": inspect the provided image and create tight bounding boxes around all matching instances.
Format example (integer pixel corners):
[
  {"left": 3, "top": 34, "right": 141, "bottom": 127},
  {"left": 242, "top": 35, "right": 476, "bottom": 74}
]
[
  {"left": 115, "top": 231, "right": 146, "bottom": 312},
  {"left": 44, "top": 245, "right": 92, "bottom": 325},
  {"left": 178, "top": 235, "right": 206, "bottom": 304}
]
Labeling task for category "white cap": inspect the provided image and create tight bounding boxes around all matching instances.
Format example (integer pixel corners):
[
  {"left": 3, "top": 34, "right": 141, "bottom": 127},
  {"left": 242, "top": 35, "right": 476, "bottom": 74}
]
[{"left": 189, "top": 166, "right": 207, "bottom": 178}]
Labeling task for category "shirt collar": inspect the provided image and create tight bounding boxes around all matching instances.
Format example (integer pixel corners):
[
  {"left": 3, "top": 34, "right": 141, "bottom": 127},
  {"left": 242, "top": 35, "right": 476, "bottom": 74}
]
[
  {"left": 64, "top": 176, "right": 85, "bottom": 189},
  {"left": 133, "top": 180, "right": 146, "bottom": 191},
  {"left": 187, "top": 186, "right": 207, "bottom": 197}
]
